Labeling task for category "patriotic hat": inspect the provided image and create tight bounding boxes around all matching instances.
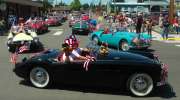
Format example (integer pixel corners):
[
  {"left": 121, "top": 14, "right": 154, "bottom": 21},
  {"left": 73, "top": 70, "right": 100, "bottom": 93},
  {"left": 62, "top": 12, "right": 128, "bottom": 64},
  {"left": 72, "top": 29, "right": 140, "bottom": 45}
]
[{"left": 64, "top": 35, "right": 79, "bottom": 48}]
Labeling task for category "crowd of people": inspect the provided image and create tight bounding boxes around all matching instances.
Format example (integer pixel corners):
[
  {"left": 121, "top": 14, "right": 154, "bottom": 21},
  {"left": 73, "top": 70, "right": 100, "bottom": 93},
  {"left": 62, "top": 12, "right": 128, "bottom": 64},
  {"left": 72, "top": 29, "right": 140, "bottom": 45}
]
[
  {"left": 93, "top": 12, "right": 180, "bottom": 40},
  {"left": 93, "top": 12, "right": 154, "bottom": 39}
]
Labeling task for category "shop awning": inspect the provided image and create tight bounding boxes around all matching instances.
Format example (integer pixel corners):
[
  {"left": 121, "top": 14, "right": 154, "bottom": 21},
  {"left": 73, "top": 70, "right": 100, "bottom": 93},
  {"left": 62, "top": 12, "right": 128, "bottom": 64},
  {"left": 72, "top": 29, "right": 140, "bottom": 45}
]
[{"left": 5, "top": 0, "right": 43, "bottom": 7}]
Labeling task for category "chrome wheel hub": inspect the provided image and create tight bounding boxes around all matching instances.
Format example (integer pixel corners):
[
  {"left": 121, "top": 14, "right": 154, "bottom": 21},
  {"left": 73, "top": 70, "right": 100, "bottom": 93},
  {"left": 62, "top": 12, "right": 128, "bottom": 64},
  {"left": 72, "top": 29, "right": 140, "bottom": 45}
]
[{"left": 133, "top": 76, "right": 148, "bottom": 91}]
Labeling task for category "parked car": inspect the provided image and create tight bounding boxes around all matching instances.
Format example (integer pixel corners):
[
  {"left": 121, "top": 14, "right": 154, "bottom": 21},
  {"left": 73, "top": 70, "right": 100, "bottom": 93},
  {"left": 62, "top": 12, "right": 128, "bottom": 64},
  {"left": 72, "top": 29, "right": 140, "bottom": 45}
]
[
  {"left": 72, "top": 21, "right": 90, "bottom": 35},
  {"left": 7, "top": 30, "right": 44, "bottom": 53},
  {"left": 13, "top": 43, "right": 168, "bottom": 97},
  {"left": 90, "top": 30, "right": 151, "bottom": 51}
]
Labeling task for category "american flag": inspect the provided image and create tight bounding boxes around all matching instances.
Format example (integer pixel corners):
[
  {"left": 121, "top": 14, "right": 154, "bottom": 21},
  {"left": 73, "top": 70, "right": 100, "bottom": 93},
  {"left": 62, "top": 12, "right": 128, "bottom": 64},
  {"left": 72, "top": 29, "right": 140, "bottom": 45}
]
[
  {"left": 83, "top": 57, "right": 95, "bottom": 71},
  {"left": 18, "top": 45, "right": 29, "bottom": 53},
  {"left": 10, "top": 53, "right": 18, "bottom": 64},
  {"left": 83, "top": 59, "right": 91, "bottom": 71},
  {"left": 10, "top": 45, "right": 29, "bottom": 64}
]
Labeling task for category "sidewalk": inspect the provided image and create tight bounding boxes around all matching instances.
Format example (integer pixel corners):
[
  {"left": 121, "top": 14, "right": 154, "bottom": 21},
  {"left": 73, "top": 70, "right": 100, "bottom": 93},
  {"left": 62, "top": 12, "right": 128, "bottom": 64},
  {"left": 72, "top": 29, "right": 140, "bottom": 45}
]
[{"left": 152, "top": 31, "right": 180, "bottom": 41}]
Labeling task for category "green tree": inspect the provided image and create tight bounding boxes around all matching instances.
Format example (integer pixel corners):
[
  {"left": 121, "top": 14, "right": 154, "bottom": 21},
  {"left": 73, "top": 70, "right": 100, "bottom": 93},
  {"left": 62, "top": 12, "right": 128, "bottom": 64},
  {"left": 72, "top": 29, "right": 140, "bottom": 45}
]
[
  {"left": 82, "top": 3, "right": 89, "bottom": 10},
  {"left": 70, "top": 0, "right": 81, "bottom": 11},
  {"left": 36, "top": 0, "right": 53, "bottom": 14},
  {"left": 0, "top": 0, "right": 4, "bottom": 4}
]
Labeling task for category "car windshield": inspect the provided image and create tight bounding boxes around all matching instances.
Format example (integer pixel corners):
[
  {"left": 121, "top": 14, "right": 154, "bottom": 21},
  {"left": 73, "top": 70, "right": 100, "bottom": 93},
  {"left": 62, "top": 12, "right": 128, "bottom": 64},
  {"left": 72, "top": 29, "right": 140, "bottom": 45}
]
[{"left": 86, "top": 41, "right": 100, "bottom": 57}]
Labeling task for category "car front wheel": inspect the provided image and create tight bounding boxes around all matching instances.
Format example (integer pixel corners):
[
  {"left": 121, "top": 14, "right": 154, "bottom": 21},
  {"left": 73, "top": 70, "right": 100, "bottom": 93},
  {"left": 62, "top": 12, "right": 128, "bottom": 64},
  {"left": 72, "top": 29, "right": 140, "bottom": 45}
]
[
  {"left": 92, "top": 36, "right": 99, "bottom": 44},
  {"left": 127, "top": 73, "right": 154, "bottom": 97},
  {"left": 120, "top": 41, "right": 129, "bottom": 51},
  {"left": 30, "top": 67, "right": 51, "bottom": 88}
]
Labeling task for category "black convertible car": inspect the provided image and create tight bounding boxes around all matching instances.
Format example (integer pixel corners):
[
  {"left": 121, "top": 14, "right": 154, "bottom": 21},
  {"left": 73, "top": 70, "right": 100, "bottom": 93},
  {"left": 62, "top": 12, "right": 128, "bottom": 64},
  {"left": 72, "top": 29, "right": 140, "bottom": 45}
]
[{"left": 13, "top": 43, "right": 168, "bottom": 97}]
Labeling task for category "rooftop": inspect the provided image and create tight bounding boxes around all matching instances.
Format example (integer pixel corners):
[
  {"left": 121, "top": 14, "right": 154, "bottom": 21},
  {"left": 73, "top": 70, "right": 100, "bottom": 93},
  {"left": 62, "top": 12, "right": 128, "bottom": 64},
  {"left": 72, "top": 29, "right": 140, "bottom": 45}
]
[{"left": 4, "top": 0, "right": 43, "bottom": 7}]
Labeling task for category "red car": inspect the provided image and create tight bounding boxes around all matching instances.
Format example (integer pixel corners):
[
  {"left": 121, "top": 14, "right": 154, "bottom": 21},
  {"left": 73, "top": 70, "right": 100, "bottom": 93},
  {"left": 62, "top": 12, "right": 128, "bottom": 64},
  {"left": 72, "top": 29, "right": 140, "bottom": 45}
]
[
  {"left": 45, "top": 17, "right": 59, "bottom": 26},
  {"left": 28, "top": 20, "right": 48, "bottom": 34},
  {"left": 81, "top": 14, "right": 89, "bottom": 21}
]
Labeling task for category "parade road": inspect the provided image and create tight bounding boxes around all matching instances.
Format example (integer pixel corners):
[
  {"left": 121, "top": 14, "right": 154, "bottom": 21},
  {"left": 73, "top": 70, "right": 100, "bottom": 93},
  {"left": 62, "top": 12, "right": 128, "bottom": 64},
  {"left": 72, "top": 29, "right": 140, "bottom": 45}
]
[{"left": 0, "top": 21, "right": 179, "bottom": 100}]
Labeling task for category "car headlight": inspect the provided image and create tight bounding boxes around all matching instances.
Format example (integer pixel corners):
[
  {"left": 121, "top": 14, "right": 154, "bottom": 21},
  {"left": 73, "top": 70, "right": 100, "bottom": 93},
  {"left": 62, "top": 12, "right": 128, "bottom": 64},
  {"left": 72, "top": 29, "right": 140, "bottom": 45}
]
[
  {"left": 34, "top": 38, "right": 39, "bottom": 42},
  {"left": 7, "top": 38, "right": 13, "bottom": 44}
]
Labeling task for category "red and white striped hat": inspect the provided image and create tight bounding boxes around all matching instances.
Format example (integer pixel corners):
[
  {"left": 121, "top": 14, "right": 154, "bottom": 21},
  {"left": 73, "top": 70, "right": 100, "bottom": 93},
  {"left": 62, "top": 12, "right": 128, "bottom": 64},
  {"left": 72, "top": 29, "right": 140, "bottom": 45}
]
[{"left": 64, "top": 35, "right": 79, "bottom": 48}]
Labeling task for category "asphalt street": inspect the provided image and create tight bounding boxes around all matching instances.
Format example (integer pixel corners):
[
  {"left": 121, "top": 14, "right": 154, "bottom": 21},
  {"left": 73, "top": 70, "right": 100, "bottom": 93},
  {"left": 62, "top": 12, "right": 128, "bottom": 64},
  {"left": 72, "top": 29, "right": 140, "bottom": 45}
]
[{"left": 0, "top": 21, "right": 180, "bottom": 100}]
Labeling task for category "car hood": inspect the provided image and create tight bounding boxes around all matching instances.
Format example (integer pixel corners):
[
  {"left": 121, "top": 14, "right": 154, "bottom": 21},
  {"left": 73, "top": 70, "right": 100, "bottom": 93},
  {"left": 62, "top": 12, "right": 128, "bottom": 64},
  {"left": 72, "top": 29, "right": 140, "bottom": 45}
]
[
  {"left": 29, "top": 49, "right": 60, "bottom": 61},
  {"left": 97, "top": 49, "right": 154, "bottom": 63},
  {"left": 9, "top": 33, "right": 34, "bottom": 41}
]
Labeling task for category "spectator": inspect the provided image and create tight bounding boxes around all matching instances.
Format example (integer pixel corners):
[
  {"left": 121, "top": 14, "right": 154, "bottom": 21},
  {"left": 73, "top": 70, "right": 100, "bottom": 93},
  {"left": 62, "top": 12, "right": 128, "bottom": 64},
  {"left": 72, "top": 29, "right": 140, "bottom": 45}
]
[
  {"left": 0, "top": 16, "right": 6, "bottom": 36},
  {"left": 125, "top": 17, "right": 134, "bottom": 32},
  {"left": 173, "top": 16, "right": 179, "bottom": 35},
  {"left": 146, "top": 18, "right": 153, "bottom": 39},
  {"left": 162, "top": 16, "right": 170, "bottom": 40},
  {"left": 136, "top": 13, "right": 143, "bottom": 38},
  {"left": 159, "top": 14, "right": 163, "bottom": 27}
]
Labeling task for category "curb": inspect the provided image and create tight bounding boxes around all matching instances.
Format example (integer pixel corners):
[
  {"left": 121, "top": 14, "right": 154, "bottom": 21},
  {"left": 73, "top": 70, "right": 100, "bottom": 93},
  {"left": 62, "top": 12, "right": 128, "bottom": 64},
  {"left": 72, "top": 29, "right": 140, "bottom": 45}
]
[
  {"left": 159, "top": 37, "right": 180, "bottom": 41},
  {"left": 152, "top": 31, "right": 180, "bottom": 41}
]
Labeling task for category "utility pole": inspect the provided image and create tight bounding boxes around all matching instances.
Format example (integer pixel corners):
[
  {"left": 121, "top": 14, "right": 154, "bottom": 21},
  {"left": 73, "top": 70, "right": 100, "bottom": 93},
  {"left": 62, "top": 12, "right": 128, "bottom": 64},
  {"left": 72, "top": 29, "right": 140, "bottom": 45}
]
[{"left": 169, "top": 0, "right": 175, "bottom": 24}]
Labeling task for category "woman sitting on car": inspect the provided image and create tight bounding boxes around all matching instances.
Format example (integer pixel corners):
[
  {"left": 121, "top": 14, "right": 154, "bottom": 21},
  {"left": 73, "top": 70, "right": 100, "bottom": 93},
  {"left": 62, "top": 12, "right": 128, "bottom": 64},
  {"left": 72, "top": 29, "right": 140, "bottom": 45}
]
[{"left": 59, "top": 35, "right": 91, "bottom": 62}]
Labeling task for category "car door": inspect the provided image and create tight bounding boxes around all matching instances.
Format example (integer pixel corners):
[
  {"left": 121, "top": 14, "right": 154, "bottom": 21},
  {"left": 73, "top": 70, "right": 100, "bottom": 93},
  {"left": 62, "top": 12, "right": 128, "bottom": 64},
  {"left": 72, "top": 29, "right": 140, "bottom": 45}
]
[
  {"left": 83, "top": 59, "right": 128, "bottom": 87},
  {"left": 52, "top": 61, "right": 89, "bottom": 85},
  {"left": 100, "top": 32, "right": 114, "bottom": 45},
  {"left": 84, "top": 52, "right": 136, "bottom": 87}
]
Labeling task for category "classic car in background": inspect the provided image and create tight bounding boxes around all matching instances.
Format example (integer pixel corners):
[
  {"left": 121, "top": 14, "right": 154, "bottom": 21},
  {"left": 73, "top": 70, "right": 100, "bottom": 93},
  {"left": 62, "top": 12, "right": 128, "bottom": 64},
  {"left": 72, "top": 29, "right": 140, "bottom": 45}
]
[
  {"left": 81, "top": 14, "right": 89, "bottom": 21},
  {"left": 7, "top": 30, "right": 44, "bottom": 53},
  {"left": 90, "top": 30, "right": 151, "bottom": 51},
  {"left": 72, "top": 21, "right": 90, "bottom": 35},
  {"left": 69, "top": 15, "right": 80, "bottom": 27},
  {"left": 13, "top": 43, "right": 168, "bottom": 97},
  {"left": 45, "top": 17, "right": 59, "bottom": 26},
  {"left": 27, "top": 20, "right": 48, "bottom": 34}
]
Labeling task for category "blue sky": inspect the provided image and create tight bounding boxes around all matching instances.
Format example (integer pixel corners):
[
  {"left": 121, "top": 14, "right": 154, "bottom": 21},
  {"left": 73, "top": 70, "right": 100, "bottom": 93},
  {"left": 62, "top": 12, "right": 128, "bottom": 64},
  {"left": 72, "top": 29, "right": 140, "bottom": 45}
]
[{"left": 54, "top": 0, "right": 109, "bottom": 5}]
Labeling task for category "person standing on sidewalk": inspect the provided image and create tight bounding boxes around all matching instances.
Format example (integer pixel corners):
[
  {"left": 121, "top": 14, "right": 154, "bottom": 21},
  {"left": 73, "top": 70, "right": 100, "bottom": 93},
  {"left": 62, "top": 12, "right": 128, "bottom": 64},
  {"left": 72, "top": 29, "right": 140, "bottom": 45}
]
[
  {"left": 159, "top": 14, "right": 163, "bottom": 27},
  {"left": 162, "top": 16, "right": 170, "bottom": 40},
  {"left": 0, "top": 16, "right": 6, "bottom": 36},
  {"left": 173, "top": 16, "right": 179, "bottom": 35},
  {"left": 136, "top": 12, "right": 143, "bottom": 38},
  {"left": 146, "top": 17, "right": 153, "bottom": 39}
]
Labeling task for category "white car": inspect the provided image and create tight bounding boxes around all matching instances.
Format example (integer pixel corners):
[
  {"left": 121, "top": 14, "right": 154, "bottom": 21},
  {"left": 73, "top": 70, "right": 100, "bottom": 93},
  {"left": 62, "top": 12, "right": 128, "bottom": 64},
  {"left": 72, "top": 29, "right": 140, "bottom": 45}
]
[{"left": 7, "top": 29, "right": 44, "bottom": 53}]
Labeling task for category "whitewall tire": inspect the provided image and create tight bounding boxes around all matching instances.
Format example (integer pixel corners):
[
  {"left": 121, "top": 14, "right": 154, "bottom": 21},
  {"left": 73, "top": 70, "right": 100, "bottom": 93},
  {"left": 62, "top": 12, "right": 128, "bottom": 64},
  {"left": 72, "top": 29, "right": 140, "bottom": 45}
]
[
  {"left": 30, "top": 67, "right": 50, "bottom": 88},
  {"left": 127, "top": 73, "right": 154, "bottom": 97}
]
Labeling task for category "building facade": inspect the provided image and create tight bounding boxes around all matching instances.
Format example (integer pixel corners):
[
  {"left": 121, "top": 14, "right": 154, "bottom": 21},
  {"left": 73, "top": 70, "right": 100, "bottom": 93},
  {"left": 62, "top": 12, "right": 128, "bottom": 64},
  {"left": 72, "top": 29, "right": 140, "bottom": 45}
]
[
  {"left": 110, "top": 0, "right": 169, "bottom": 13},
  {"left": 0, "top": 0, "right": 43, "bottom": 28},
  {"left": 176, "top": 0, "right": 180, "bottom": 9}
]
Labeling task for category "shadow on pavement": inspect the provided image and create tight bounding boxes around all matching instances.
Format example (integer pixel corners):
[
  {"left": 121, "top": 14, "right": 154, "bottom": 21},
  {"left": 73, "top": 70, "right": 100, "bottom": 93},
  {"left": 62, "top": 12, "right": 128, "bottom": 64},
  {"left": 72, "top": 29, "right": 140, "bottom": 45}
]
[
  {"left": 19, "top": 80, "right": 176, "bottom": 98},
  {"left": 151, "top": 83, "right": 177, "bottom": 99}
]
